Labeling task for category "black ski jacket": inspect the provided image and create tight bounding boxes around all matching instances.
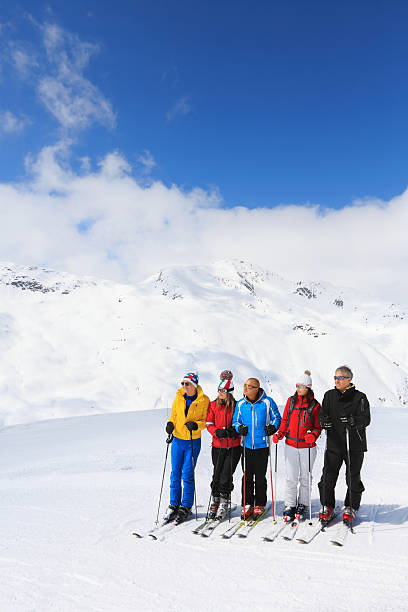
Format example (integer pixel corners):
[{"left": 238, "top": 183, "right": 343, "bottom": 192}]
[{"left": 319, "top": 386, "right": 370, "bottom": 453}]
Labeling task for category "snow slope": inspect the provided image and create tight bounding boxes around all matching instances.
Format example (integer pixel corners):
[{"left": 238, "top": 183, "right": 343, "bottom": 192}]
[
  {"left": 1, "top": 259, "right": 407, "bottom": 426},
  {"left": 0, "top": 407, "right": 407, "bottom": 611}
]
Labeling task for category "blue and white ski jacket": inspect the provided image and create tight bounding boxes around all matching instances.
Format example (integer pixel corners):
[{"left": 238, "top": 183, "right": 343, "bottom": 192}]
[{"left": 233, "top": 389, "right": 281, "bottom": 450}]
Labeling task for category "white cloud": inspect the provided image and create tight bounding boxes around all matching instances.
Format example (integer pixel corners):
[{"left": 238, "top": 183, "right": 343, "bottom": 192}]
[
  {"left": 166, "top": 96, "right": 191, "bottom": 121},
  {"left": 0, "top": 109, "right": 30, "bottom": 134},
  {"left": 138, "top": 149, "right": 156, "bottom": 174},
  {"left": 10, "top": 46, "right": 39, "bottom": 78},
  {"left": 0, "top": 143, "right": 407, "bottom": 304},
  {"left": 36, "top": 23, "right": 115, "bottom": 132}
]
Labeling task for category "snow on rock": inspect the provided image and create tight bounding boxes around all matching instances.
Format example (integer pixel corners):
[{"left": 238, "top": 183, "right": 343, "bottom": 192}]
[{"left": 0, "top": 259, "right": 407, "bottom": 426}]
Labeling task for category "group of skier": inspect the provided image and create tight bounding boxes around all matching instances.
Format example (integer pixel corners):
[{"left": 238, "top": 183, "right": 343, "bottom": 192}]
[{"left": 163, "top": 366, "right": 371, "bottom": 531}]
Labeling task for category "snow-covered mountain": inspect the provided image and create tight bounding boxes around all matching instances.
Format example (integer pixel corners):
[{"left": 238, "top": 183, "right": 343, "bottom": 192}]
[{"left": 0, "top": 259, "right": 407, "bottom": 426}]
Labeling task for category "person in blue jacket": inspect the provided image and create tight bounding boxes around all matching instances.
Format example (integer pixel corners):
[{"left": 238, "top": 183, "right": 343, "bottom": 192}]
[{"left": 233, "top": 377, "right": 281, "bottom": 519}]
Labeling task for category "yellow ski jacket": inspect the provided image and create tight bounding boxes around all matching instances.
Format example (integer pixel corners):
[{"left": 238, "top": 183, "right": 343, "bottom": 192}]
[{"left": 169, "top": 385, "right": 209, "bottom": 440}]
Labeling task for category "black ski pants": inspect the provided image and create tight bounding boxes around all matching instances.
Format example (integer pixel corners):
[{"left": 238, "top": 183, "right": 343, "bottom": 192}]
[
  {"left": 241, "top": 446, "right": 269, "bottom": 507},
  {"left": 211, "top": 445, "right": 241, "bottom": 498},
  {"left": 318, "top": 449, "right": 365, "bottom": 510}
]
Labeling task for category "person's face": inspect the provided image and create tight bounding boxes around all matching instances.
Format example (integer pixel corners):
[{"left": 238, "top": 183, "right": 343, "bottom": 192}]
[
  {"left": 334, "top": 370, "right": 352, "bottom": 392},
  {"left": 244, "top": 379, "right": 259, "bottom": 401},
  {"left": 218, "top": 389, "right": 228, "bottom": 401},
  {"left": 296, "top": 384, "right": 309, "bottom": 396},
  {"left": 181, "top": 381, "right": 196, "bottom": 396}
]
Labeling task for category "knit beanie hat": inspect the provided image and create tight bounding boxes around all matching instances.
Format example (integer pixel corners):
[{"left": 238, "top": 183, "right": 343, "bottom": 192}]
[
  {"left": 218, "top": 378, "right": 234, "bottom": 392},
  {"left": 183, "top": 372, "right": 199, "bottom": 388},
  {"left": 297, "top": 370, "right": 312, "bottom": 388}
]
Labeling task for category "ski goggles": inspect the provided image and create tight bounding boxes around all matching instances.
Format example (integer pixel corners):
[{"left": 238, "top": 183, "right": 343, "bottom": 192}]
[{"left": 334, "top": 376, "right": 350, "bottom": 380}]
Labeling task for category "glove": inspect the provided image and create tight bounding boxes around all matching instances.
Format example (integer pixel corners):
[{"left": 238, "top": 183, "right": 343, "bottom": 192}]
[
  {"left": 272, "top": 431, "right": 284, "bottom": 444},
  {"left": 264, "top": 424, "right": 276, "bottom": 436},
  {"left": 304, "top": 432, "right": 316, "bottom": 444},
  {"left": 320, "top": 417, "right": 333, "bottom": 429},
  {"left": 185, "top": 421, "right": 198, "bottom": 432},
  {"left": 227, "top": 426, "right": 239, "bottom": 438},
  {"left": 165, "top": 421, "right": 174, "bottom": 434},
  {"left": 340, "top": 415, "right": 357, "bottom": 428},
  {"left": 238, "top": 424, "right": 248, "bottom": 436},
  {"left": 215, "top": 428, "right": 228, "bottom": 438}
]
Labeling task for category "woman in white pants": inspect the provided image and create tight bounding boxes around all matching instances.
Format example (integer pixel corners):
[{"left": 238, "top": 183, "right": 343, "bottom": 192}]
[{"left": 272, "top": 371, "right": 322, "bottom": 521}]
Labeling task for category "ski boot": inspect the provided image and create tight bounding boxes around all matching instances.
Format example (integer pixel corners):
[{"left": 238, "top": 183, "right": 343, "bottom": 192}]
[
  {"left": 253, "top": 505, "right": 265, "bottom": 519},
  {"left": 241, "top": 505, "right": 253, "bottom": 520},
  {"left": 318, "top": 506, "right": 334, "bottom": 523},
  {"left": 208, "top": 496, "right": 220, "bottom": 519},
  {"left": 175, "top": 505, "right": 192, "bottom": 524},
  {"left": 163, "top": 504, "right": 179, "bottom": 523},
  {"left": 215, "top": 496, "right": 229, "bottom": 520},
  {"left": 295, "top": 503, "right": 307, "bottom": 521},
  {"left": 342, "top": 506, "right": 356, "bottom": 526},
  {"left": 283, "top": 505, "right": 296, "bottom": 523}
]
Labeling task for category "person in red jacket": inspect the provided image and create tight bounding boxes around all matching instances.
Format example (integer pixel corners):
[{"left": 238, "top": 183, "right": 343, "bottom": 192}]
[
  {"left": 206, "top": 371, "right": 241, "bottom": 520},
  {"left": 273, "top": 370, "right": 321, "bottom": 521}
]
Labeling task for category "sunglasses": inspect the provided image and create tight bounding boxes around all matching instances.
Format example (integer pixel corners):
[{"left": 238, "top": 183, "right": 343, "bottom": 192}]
[
  {"left": 244, "top": 384, "right": 258, "bottom": 389},
  {"left": 295, "top": 384, "right": 306, "bottom": 389},
  {"left": 218, "top": 389, "right": 228, "bottom": 394},
  {"left": 181, "top": 381, "right": 192, "bottom": 386},
  {"left": 334, "top": 376, "right": 350, "bottom": 381}
]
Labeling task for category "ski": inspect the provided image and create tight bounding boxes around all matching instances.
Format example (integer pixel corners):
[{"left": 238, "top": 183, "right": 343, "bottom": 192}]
[
  {"left": 201, "top": 505, "right": 237, "bottom": 537},
  {"left": 192, "top": 518, "right": 211, "bottom": 535},
  {"left": 238, "top": 504, "right": 271, "bottom": 538},
  {"left": 263, "top": 519, "right": 292, "bottom": 542},
  {"left": 282, "top": 517, "right": 303, "bottom": 541},
  {"left": 296, "top": 511, "right": 338, "bottom": 544},
  {"left": 132, "top": 518, "right": 176, "bottom": 540},
  {"left": 330, "top": 521, "right": 353, "bottom": 546},
  {"left": 221, "top": 518, "right": 246, "bottom": 539}
]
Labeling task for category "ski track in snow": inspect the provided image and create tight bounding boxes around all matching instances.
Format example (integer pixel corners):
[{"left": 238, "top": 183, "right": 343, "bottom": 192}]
[{"left": 0, "top": 408, "right": 407, "bottom": 611}]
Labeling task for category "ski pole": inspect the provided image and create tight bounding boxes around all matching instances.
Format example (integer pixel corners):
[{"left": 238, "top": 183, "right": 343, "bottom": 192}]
[
  {"left": 321, "top": 431, "right": 328, "bottom": 529},
  {"left": 206, "top": 436, "right": 223, "bottom": 520},
  {"left": 274, "top": 442, "right": 278, "bottom": 511},
  {"left": 345, "top": 425, "right": 354, "bottom": 531},
  {"left": 308, "top": 441, "right": 312, "bottom": 525},
  {"left": 155, "top": 433, "right": 173, "bottom": 525},
  {"left": 242, "top": 435, "right": 246, "bottom": 519},
  {"left": 190, "top": 430, "right": 198, "bottom": 520},
  {"left": 268, "top": 437, "right": 276, "bottom": 523}
]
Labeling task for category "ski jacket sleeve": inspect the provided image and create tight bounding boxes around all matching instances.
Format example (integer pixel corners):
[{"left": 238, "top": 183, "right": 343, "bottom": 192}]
[
  {"left": 268, "top": 397, "right": 281, "bottom": 429},
  {"left": 310, "top": 401, "right": 322, "bottom": 440},
  {"left": 356, "top": 393, "right": 371, "bottom": 428},
  {"left": 206, "top": 401, "right": 217, "bottom": 437},
  {"left": 232, "top": 401, "right": 243, "bottom": 433},
  {"left": 192, "top": 394, "right": 209, "bottom": 433},
  {"left": 319, "top": 391, "right": 330, "bottom": 427},
  {"left": 277, "top": 397, "right": 291, "bottom": 435}
]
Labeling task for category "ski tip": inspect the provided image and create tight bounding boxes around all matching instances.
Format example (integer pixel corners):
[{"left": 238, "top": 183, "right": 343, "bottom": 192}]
[
  {"left": 132, "top": 532, "right": 143, "bottom": 538},
  {"left": 147, "top": 534, "right": 158, "bottom": 540},
  {"left": 331, "top": 540, "right": 343, "bottom": 546}
]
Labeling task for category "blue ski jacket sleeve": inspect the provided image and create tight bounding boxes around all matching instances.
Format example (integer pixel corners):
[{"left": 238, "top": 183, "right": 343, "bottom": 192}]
[{"left": 232, "top": 390, "right": 281, "bottom": 449}]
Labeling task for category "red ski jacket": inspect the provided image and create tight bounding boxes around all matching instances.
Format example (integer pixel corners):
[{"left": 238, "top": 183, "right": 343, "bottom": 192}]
[
  {"left": 206, "top": 399, "right": 241, "bottom": 448},
  {"left": 277, "top": 393, "right": 321, "bottom": 449}
]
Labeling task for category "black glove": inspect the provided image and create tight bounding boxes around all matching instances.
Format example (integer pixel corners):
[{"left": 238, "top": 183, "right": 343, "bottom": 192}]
[
  {"left": 340, "top": 415, "right": 357, "bottom": 428},
  {"left": 264, "top": 424, "right": 276, "bottom": 436},
  {"left": 215, "top": 428, "right": 228, "bottom": 438},
  {"left": 185, "top": 421, "right": 198, "bottom": 432},
  {"left": 165, "top": 421, "right": 174, "bottom": 434},
  {"left": 227, "top": 426, "right": 239, "bottom": 438},
  {"left": 238, "top": 424, "right": 248, "bottom": 436},
  {"left": 320, "top": 416, "right": 333, "bottom": 429},
  {"left": 166, "top": 434, "right": 173, "bottom": 444}
]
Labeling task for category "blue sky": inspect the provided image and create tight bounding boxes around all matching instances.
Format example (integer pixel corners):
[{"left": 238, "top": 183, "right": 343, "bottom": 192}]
[{"left": 1, "top": 0, "right": 407, "bottom": 209}]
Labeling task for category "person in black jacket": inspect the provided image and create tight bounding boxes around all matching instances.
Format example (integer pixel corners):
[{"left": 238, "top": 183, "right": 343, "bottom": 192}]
[{"left": 318, "top": 365, "right": 370, "bottom": 524}]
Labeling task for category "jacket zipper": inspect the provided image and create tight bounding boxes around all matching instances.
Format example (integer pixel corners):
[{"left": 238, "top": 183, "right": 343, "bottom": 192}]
[{"left": 251, "top": 402, "right": 254, "bottom": 449}]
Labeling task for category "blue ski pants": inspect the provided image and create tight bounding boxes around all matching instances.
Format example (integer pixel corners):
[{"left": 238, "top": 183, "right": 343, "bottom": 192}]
[{"left": 170, "top": 436, "right": 201, "bottom": 508}]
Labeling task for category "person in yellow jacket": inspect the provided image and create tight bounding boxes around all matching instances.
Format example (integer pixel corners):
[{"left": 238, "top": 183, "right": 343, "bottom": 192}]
[{"left": 164, "top": 372, "right": 209, "bottom": 522}]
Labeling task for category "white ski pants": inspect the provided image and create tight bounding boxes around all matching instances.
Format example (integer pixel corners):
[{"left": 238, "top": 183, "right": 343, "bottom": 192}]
[{"left": 284, "top": 444, "right": 317, "bottom": 507}]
